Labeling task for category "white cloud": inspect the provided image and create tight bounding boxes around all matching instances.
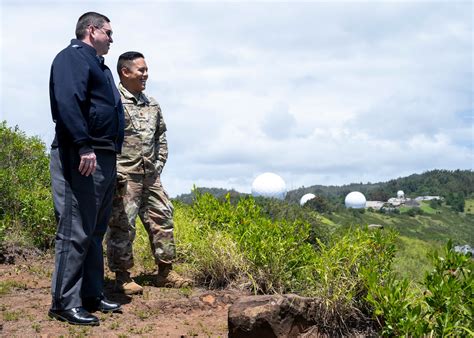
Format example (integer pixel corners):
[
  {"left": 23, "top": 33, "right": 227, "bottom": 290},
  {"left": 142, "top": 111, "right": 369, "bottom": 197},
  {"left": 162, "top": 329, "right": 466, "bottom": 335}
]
[{"left": 1, "top": 1, "right": 472, "bottom": 197}]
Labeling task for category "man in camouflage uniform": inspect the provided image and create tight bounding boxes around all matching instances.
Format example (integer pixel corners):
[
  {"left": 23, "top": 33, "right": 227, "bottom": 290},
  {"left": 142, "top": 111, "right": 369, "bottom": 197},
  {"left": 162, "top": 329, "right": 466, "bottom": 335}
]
[{"left": 106, "top": 51, "right": 191, "bottom": 295}]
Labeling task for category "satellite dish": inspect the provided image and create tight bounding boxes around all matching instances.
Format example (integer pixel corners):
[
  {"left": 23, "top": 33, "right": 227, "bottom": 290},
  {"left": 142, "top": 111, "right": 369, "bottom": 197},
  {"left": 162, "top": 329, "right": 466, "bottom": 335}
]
[
  {"left": 345, "top": 191, "right": 366, "bottom": 209},
  {"left": 300, "top": 193, "right": 316, "bottom": 206},
  {"left": 397, "top": 190, "right": 405, "bottom": 199},
  {"left": 251, "top": 172, "right": 287, "bottom": 200}
]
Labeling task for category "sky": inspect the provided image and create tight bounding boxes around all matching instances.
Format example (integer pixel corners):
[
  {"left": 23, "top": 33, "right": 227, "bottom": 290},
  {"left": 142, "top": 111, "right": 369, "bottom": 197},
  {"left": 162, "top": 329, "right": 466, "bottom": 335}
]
[{"left": 1, "top": 0, "right": 472, "bottom": 197}]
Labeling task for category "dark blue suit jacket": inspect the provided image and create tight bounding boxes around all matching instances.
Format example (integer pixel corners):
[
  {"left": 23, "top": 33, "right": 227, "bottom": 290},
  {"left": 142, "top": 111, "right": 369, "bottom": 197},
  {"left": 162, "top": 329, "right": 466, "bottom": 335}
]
[{"left": 50, "top": 39, "right": 124, "bottom": 154}]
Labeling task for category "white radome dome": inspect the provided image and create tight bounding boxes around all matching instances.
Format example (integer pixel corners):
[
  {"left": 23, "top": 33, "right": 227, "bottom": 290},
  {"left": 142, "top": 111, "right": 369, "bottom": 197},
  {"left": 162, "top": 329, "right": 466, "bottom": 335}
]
[
  {"left": 345, "top": 191, "right": 366, "bottom": 209},
  {"left": 251, "top": 172, "right": 287, "bottom": 200},
  {"left": 397, "top": 190, "right": 405, "bottom": 199},
  {"left": 300, "top": 193, "right": 316, "bottom": 206}
]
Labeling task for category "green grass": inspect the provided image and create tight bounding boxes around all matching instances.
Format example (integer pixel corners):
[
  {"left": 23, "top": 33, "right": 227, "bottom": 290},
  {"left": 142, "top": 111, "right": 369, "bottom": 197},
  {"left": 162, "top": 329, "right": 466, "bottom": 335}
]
[
  {"left": 133, "top": 218, "right": 156, "bottom": 273},
  {"left": 2, "top": 309, "right": 23, "bottom": 321},
  {"left": 174, "top": 202, "right": 250, "bottom": 288},
  {"left": 328, "top": 205, "right": 473, "bottom": 244},
  {"left": 319, "top": 215, "right": 337, "bottom": 226},
  {"left": 398, "top": 205, "right": 412, "bottom": 213},
  {"left": 392, "top": 236, "right": 437, "bottom": 282},
  {"left": 465, "top": 198, "right": 474, "bottom": 214},
  {"left": 0, "top": 280, "right": 28, "bottom": 295},
  {"left": 419, "top": 201, "right": 437, "bottom": 214}
]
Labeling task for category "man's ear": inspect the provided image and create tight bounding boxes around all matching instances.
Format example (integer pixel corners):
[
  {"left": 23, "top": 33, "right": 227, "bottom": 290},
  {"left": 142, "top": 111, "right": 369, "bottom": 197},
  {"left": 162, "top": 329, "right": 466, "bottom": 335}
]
[{"left": 120, "top": 66, "right": 130, "bottom": 79}]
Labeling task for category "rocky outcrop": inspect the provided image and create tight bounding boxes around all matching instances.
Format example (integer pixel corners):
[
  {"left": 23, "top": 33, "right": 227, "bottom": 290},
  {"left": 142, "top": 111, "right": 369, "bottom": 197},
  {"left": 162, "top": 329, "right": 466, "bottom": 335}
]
[{"left": 228, "top": 294, "right": 323, "bottom": 338}]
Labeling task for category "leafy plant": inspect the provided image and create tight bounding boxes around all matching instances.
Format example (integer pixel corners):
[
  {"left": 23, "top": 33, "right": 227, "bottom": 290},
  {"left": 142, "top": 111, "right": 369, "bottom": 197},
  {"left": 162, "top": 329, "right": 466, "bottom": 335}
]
[
  {"left": 423, "top": 240, "right": 473, "bottom": 336},
  {"left": 364, "top": 271, "right": 427, "bottom": 336},
  {"left": 0, "top": 121, "right": 55, "bottom": 248},
  {"left": 365, "top": 240, "right": 473, "bottom": 336}
]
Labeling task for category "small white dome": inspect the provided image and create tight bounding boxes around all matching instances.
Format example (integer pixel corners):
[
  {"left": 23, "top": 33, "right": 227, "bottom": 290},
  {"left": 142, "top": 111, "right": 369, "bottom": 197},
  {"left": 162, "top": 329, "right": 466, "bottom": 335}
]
[
  {"left": 300, "top": 193, "right": 316, "bottom": 206},
  {"left": 397, "top": 190, "right": 405, "bottom": 198},
  {"left": 251, "top": 172, "right": 287, "bottom": 200},
  {"left": 345, "top": 191, "right": 366, "bottom": 209}
]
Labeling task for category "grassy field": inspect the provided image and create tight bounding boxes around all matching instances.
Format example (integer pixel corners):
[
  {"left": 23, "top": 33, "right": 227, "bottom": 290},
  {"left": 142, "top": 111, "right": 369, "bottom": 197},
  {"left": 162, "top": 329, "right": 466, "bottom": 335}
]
[
  {"left": 323, "top": 200, "right": 474, "bottom": 281},
  {"left": 465, "top": 198, "right": 474, "bottom": 214}
]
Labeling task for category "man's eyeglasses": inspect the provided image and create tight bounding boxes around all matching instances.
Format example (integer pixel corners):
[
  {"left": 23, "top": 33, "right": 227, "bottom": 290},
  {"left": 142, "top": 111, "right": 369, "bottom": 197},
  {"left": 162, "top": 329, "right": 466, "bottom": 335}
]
[{"left": 93, "top": 26, "right": 113, "bottom": 38}]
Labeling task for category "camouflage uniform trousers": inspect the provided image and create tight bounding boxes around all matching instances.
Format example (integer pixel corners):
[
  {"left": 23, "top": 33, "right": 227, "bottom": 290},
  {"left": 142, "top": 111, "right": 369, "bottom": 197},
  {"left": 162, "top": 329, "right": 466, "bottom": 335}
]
[{"left": 106, "top": 172, "right": 175, "bottom": 272}]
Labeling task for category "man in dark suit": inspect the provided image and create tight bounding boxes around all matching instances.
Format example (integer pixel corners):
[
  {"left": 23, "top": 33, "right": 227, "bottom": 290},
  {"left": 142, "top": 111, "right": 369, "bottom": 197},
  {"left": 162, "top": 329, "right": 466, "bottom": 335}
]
[{"left": 48, "top": 11, "right": 124, "bottom": 326}]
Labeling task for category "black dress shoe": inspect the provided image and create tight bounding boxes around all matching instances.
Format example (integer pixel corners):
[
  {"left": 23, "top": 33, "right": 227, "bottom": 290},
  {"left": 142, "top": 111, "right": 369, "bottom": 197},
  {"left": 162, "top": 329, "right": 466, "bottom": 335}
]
[
  {"left": 83, "top": 296, "right": 122, "bottom": 313},
  {"left": 48, "top": 307, "right": 99, "bottom": 326}
]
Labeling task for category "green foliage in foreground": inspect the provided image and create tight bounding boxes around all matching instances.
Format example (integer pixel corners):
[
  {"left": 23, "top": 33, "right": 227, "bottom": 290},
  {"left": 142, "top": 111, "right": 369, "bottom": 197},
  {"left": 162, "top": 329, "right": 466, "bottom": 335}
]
[
  {"left": 170, "top": 192, "right": 473, "bottom": 335},
  {"left": 173, "top": 192, "right": 398, "bottom": 331},
  {"left": 366, "top": 241, "right": 473, "bottom": 336},
  {"left": 0, "top": 121, "right": 55, "bottom": 248}
]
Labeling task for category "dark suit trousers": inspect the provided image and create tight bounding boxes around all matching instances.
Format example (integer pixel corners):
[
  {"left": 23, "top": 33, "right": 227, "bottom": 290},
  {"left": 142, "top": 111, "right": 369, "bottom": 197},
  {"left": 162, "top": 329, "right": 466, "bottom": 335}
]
[{"left": 50, "top": 147, "right": 116, "bottom": 310}]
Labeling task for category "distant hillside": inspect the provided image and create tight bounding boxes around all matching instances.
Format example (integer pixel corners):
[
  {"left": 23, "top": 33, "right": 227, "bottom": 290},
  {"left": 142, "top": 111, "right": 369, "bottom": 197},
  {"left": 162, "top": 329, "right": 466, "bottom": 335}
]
[
  {"left": 324, "top": 199, "right": 474, "bottom": 281},
  {"left": 286, "top": 169, "right": 473, "bottom": 204},
  {"left": 174, "top": 169, "right": 473, "bottom": 205}
]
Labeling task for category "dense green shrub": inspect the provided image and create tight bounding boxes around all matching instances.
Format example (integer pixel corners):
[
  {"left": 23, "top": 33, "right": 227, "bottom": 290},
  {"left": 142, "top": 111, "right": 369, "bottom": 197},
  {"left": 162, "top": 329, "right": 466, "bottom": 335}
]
[
  {"left": 174, "top": 192, "right": 400, "bottom": 331},
  {"left": 429, "top": 198, "right": 442, "bottom": 209},
  {"left": 303, "top": 195, "right": 334, "bottom": 213},
  {"left": 446, "top": 193, "right": 465, "bottom": 212},
  {"left": 365, "top": 273, "right": 427, "bottom": 336},
  {"left": 365, "top": 240, "right": 473, "bottom": 336},
  {"left": 0, "top": 121, "right": 55, "bottom": 248},
  {"left": 423, "top": 240, "right": 473, "bottom": 336},
  {"left": 406, "top": 207, "right": 424, "bottom": 217}
]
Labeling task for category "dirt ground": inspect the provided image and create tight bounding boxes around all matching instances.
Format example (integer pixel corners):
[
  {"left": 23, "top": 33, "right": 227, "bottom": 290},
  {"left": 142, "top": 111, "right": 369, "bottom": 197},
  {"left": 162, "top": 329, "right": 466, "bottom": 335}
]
[{"left": 0, "top": 246, "right": 245, "bottom": 337}]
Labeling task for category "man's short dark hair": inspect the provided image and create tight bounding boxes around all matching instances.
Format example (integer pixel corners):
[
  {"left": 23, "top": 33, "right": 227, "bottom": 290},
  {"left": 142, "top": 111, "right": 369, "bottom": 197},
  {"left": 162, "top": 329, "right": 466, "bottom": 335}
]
[
  {"left": 76, "top": 12, "right": 110, "bottom": 40},
  {"left": 117, "top": 51, "right": 145, "bottom": 75}
]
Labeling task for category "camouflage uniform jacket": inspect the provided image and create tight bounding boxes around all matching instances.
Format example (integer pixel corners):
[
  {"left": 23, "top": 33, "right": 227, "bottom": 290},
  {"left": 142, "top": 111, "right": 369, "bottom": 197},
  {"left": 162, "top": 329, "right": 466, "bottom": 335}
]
[{"left": 116, "top": 83, "right": 168, "bottom": 176}]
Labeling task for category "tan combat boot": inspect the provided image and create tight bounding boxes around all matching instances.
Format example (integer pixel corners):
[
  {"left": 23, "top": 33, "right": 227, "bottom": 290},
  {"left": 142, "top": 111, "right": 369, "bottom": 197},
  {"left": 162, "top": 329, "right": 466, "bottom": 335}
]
[
  {"left": 115, "top": 271, "right": 143, "bottom": 295},
  {"left": 155, "top": 263, "right": 193, "bottom": 288}
]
